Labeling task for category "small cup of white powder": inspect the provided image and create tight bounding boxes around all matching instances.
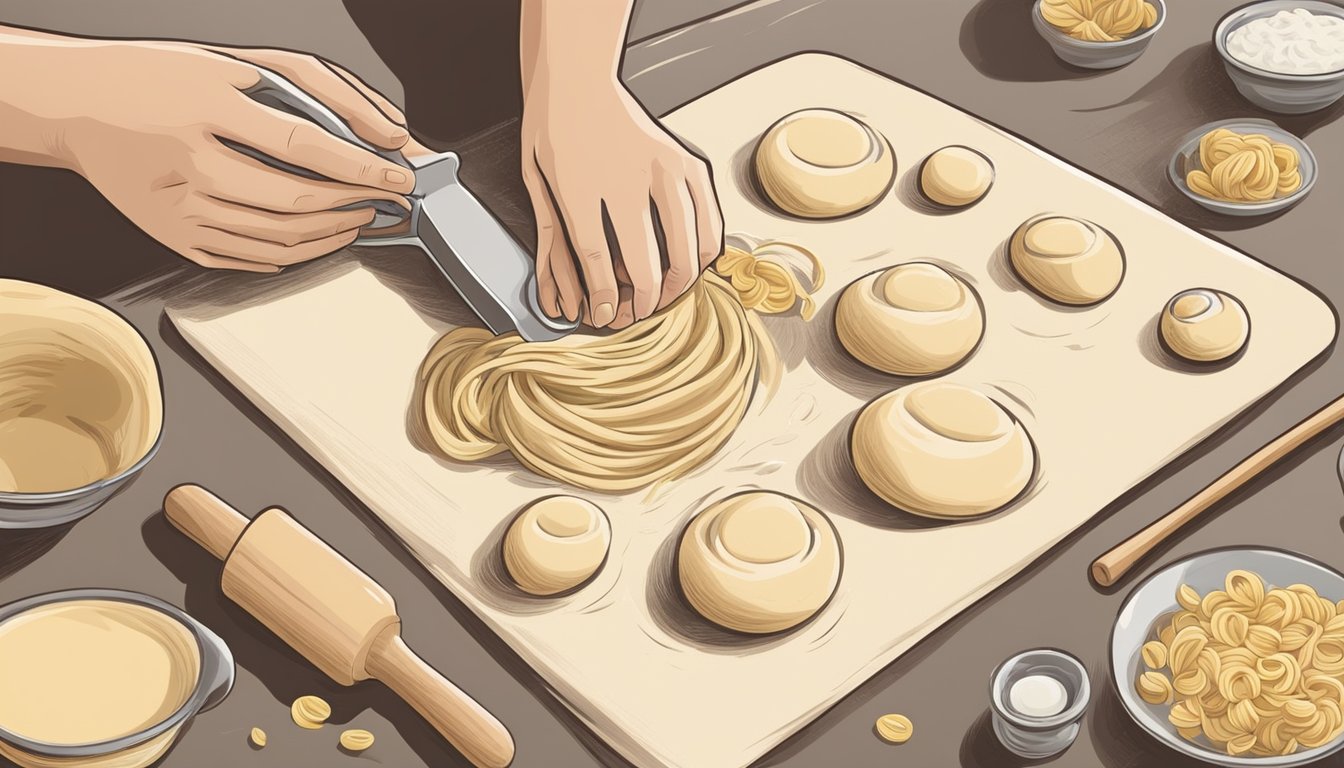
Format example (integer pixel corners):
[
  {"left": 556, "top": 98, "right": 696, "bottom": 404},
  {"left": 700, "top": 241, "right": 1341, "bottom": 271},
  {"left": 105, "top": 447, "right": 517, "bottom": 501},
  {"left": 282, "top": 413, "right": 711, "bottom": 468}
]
[
  {"left": 1216, "top": 1, "right": 1344, "bottom": 113},
  {"left": 989, "top": 648, "right": 1090, "bottom": 759}
]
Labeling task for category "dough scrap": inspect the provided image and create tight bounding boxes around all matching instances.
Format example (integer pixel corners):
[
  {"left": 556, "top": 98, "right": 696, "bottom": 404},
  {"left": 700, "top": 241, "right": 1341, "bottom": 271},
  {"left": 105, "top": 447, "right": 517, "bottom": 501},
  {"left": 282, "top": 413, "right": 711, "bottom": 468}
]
[
  {"left": 920, "top": 146, "right": 995, "bottom": 208},
  {"left": 851, "top": 383, "right": 1036, "bottom": 519},
  {"left": 835, "top": 262, "right": 984, "bottom": 376},
  {"left": 678, "top": 492, "right": 841, "bottom": 634},
  {"left": 1159, "top": 288, "right": 1250, "bottom": 363},
  {"left": 754, "top": 109, "right": 895, "bottom": 219},
  {"left": 503, "top": 496, "right": 611, "bottom": 596},
  {"left": 1009, "top": 214, "right": 1125, "bottom": 306}
]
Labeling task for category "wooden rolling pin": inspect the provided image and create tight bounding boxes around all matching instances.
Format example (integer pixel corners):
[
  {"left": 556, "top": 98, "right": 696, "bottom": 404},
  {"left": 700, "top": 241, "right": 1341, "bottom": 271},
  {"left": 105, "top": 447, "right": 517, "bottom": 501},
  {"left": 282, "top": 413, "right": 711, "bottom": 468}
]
[
  {"left": 1092, "top": 392, "right": 1344, "bottom": 587},
  {"left": 164, "top": 484, "right": 514, "bottom": 768}
]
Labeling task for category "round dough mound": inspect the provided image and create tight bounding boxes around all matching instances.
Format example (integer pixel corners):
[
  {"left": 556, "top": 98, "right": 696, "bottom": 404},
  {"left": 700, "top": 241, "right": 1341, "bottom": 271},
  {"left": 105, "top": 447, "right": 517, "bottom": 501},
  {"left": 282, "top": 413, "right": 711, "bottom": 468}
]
[
  {"left": 1009, "top": 214, "right": 1125, "bottom": 306},
  {"left": 503, "top": 496, "right": 611, "bottom": 596},
  {"left": 754, "top": 109, "right": 895, "bottom": 219},
  {"left": 920, "top": 146, "right": 995, "bottom": 208},
  {"left": 678, "top": 492, "right": 841, "bottom": 634},
  {"left": 851, "top": 383, "right": 1036, "bottom": 519},
  {"left": 1159, "top": 288, "right": 1250, "bottom": 363},
  {"left": 835, "top": 263, "right": 985, "bottom": 376}
]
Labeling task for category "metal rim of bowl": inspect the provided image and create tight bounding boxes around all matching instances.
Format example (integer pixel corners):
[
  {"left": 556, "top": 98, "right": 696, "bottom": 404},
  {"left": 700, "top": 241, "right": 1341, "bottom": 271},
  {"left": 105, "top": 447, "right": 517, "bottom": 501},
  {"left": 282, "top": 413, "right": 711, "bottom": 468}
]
[
  {"left": 1033, "top": 0, "right": 1167, "bottom": 48},
  {"left": 0, "top": 289, "right": 165, "bottom": 512},
  {"left": 0, "top": 589, "right": 230, "bottom": 759},
  {"left": 0, "top": 590, "right": 230, "bottom": 758},
  {"left": 1108, "top": 546, "right": 1344, "bottom": 767},
  {"left": 1214, "top": 0, "right": 1344, "bottom": 80},
  {"left": 1167, "top": 118, "right": 1318, "bottom": 214},
  {"left": 989, "top": 647, "right": 1091, "bottom": 732}
]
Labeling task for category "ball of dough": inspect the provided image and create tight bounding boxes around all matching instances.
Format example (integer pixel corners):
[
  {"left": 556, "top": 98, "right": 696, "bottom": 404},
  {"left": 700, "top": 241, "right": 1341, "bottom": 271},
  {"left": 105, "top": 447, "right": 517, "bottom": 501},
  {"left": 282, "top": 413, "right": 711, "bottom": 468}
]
[
  {"left": 835, "top": 262, "right": 985, "bottom": 376},
  {"left": 678, "top": 492, "right": 841, "bottom": 634},
  {"left": 851, "top": 383, "right": 1036, "bottom": 519},
  {"left": 503, "top": 496, "right": 611, "bottom": 596},
  {"left": 754, "top": 108, "right": 895, "bottom": 219},
  {"left": 1159, "top": 288, "right": 1250, "bottom": 363},
  {"left": 1009, "top": 214, "right": 1125, "bottom": 306},
  {"left": 920, "top": 146, "right": 995, "bottom": 208}
]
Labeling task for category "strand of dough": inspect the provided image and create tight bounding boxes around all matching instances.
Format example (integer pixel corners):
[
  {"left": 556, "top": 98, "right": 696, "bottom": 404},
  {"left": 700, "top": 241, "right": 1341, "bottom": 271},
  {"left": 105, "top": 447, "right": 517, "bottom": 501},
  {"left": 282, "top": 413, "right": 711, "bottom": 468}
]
[
  {"left": 1186, "top": 128, "right": 1302, "bottom": 203},
  {"left": 1041, "top": 0, "right": 1159, "bottom": 42},
  {"left": 417, "top": 273, "right": 775, "bottom": 492},
  {"left": 710, "top": 241, "right": 825, "bottom": 320}
]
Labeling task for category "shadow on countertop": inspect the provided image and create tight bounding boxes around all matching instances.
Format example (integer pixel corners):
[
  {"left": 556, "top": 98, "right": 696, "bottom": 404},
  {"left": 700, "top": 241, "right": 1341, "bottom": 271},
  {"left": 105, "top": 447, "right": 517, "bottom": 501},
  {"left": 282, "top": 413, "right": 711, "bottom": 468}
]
[{"left": 959, "top": 0, "right": 1102, "bottom": 82}]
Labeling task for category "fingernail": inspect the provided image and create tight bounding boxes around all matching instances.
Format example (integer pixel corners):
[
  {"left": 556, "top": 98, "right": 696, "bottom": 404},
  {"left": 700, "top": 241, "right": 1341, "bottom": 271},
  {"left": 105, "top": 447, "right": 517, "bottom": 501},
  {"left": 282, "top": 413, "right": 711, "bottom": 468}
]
[
  {"left": 390, "top": 128, "right": 409, "bottom": 143},
  {"left": 384, "top": 168, "right": 408, "bottom": 186},
  {"left": 593, "top": 302, "right": 615, "bottom": 326}
]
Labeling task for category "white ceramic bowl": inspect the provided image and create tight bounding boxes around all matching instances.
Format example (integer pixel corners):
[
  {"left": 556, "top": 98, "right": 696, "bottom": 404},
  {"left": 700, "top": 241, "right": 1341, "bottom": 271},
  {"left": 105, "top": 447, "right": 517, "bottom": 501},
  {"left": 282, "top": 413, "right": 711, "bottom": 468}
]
[
  {"left": 1168, "top": 119, "right": 1317, "bottom": 217},
  {"left": 1033, "top": 0, "right": 1166, "bottom": 69},
  {"left": 1111, "top": 547, "right": 1344, "bottom": 767},
  {"left": 1215, "top": 1, "right": 1344, "bottom": 114}
]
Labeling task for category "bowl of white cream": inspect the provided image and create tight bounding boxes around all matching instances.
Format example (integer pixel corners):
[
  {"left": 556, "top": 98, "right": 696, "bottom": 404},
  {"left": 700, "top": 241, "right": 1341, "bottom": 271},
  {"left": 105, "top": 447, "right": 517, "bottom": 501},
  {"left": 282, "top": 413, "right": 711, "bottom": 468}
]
[
  {"left": 0, "top": 590, "right": 234, "bottom": 768},
  {"left": 1216, "top": 1, "right": 1344, "bottom": 113}
]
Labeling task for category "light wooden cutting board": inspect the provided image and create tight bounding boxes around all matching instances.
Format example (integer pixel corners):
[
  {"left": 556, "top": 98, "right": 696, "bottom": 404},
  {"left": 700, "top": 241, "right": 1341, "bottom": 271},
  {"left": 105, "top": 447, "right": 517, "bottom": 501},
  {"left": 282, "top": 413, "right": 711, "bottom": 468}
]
[{"left": 166, "top": 54, "right": 1336, "bottom": 768}]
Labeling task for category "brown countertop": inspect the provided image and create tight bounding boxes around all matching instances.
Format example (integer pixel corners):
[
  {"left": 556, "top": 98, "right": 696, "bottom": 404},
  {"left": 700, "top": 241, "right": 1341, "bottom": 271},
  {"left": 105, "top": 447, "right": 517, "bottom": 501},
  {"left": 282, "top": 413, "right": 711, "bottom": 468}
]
[{"left": 2, "top": 1, "right": 1343, "bottom": 766}]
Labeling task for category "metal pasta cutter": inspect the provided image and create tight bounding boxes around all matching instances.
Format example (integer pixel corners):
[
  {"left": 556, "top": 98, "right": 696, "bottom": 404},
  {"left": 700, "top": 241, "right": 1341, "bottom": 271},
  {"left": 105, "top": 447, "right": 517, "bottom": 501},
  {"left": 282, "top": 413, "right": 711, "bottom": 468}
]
[{"left": 231, "top": 68, "right": 578, "bottom": 342}]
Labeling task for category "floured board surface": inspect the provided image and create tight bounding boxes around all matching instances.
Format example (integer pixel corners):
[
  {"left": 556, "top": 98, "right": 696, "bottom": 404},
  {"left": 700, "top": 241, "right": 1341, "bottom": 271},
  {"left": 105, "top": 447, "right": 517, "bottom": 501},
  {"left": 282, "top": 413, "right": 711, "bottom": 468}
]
[{"left": 167, "top": 54, "right": 1335, "bottom": 768}]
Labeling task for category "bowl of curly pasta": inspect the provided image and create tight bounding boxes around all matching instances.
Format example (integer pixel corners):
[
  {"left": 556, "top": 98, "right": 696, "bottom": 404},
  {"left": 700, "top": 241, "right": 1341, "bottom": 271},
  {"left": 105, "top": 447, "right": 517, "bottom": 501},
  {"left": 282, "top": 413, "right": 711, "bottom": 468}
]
[{"left": 1112, "top": 548, "right": 1344, "bottom": 766}]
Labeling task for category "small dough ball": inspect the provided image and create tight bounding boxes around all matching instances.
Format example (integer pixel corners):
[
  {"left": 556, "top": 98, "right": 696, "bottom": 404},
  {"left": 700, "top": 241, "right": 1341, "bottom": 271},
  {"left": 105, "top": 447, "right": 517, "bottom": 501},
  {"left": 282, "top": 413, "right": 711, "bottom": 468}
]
[
  {"left": 835, "top": 262, "right": 985, "bottom": 376},
  {"left": 504, "top": 496, "right": 611, "bottom": 596},
  {"left": 852, "top": 383, "right": 1035, "bottom": 519},
  {"left": 754, "top": 108, "right": 895, "bottom": 219},
  {"left": 678, "top": 492, "right": 841, "bottom": 634},
  {"left": 1009, "top": 214, "right": 1125, "bottom": 305},
  {"left": 1159, "top": 288, "right": 1250, "bottom": 363},
  {"left": 920, "top": 146, "right": 994, "bottom": 207}
]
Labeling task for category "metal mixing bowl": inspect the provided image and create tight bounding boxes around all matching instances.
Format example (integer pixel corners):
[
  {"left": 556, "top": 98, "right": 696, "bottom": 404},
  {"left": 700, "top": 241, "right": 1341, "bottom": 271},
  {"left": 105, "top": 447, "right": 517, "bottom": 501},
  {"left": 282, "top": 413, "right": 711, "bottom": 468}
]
[
  {"left": 1215, "top": 1, "right": 1344, "bottom": 114},
  {"left": 1032, "top": 0, "right": 1167, "bottom": 69},
  {"left": 0, "top": 280, "right": 164, "bottom": 529}
]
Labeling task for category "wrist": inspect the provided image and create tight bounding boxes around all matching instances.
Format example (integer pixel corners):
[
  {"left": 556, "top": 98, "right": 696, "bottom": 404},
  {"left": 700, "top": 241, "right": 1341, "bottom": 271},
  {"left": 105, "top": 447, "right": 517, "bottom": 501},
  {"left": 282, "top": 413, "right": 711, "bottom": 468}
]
[
  {"left": 521, "top": 0, "right": 630, "bottom": 99},
  {"left": 0, "top": 35, "right": 91, "bottom": 169}
]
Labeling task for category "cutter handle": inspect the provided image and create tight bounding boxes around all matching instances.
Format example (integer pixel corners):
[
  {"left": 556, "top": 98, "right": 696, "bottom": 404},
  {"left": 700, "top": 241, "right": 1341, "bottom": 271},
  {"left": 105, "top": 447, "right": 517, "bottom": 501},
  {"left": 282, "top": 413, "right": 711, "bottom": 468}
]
[{"left": 164, "top": 484, "right": 247, "bottom": 561}]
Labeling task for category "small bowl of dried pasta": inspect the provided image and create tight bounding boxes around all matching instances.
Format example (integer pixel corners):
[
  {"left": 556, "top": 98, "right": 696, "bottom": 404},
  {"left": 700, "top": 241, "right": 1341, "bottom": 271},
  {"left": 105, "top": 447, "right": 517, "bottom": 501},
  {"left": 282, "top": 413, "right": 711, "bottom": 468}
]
[
  {"left": 1169, "top": 119, "right": 1317, "bottom": 217},
  {"left": 1033, "top": 0, "right": 1167, "bottom": 69},
  {"left": 1111, "top": 547, "right": 1344, "bottom": 766}
]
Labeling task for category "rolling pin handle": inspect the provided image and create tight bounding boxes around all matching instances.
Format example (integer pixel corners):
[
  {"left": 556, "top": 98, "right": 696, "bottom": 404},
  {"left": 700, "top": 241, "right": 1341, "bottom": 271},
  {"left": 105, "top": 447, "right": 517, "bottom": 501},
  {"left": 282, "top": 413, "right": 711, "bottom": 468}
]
[
  {"left": 163, "top": 484, "right": 248, "bottom": 561},
  {"left": 368, "top": 628, "right": 516, "bottom": 768}
]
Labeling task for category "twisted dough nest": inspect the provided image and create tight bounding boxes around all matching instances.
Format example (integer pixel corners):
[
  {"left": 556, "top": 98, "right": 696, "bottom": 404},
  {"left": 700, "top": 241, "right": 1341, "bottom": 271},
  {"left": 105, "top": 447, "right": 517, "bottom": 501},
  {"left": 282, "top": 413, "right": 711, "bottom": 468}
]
[
  {"left": 417, "top": 273, "right": 775, "bottom": 493},
  {"left": 1186, "top": 128, "right": 1302, "bottom": 204},
  {"left": 711, "top": 242, "right": 825, "bottom": 320},
  {"left": 1136, "top": 570, "right": 1344, "bottom": 757},
  {"left": 1041, "top": 0, "right": 1159, "bottom": 42}
]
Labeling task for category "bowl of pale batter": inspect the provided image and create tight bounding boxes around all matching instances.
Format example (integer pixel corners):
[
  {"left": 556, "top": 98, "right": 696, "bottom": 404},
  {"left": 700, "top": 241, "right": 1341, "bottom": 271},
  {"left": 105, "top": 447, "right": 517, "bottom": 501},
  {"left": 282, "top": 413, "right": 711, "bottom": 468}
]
[
  {"left": 0, "top": 279, "right": 163, "bottom": 528},
  {"left": 0, "top": 589, "right": 234, "bottom": 768},
  {"left": 1215, "top": 1, "right": 1344, "bottom": 113}
]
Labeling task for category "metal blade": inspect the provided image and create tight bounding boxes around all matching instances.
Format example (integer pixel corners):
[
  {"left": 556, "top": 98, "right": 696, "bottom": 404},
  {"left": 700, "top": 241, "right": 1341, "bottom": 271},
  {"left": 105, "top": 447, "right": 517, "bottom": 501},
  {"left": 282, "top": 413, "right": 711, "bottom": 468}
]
[{"left": 413, "top": 156, "right": 578, "bottom": 342}]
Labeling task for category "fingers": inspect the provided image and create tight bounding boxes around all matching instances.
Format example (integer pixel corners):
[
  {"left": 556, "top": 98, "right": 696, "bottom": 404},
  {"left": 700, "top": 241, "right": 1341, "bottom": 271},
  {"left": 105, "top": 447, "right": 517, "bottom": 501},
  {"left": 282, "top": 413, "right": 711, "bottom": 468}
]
[
  {"left": 217, "top": 98, "right": 414, "bottom": 195},
  {"left": 199, "top": 148, "right": 411, "bottom": 216},
  {"left": 324, "top": 60, "right": 408, "bottom": 127},
  {"left": 685, "top": 158, "right": 725, "bottom": 270},
  {"left": 608, "top": 202, "right": 661, "bottom": 321},
  {"left": 521, "top": 161, "right": 563, "bottom": 319},
  {"left": 192, "top": 223, "right": 360, "bottom": 267},
  {"left": 183, "top": 248, "right": 282, "bottom": 274},
  {"left": 654, "top": 176, "right": 700, "bottom": 310},
  {"left": 555, "top": 200, "right": 619, "bottom": 328},
  {"left": 198, "top": 197, "right": 377, "bottom": 247},
  {"left": 217, "top": 47, "right": 409, "bottom": 151}
]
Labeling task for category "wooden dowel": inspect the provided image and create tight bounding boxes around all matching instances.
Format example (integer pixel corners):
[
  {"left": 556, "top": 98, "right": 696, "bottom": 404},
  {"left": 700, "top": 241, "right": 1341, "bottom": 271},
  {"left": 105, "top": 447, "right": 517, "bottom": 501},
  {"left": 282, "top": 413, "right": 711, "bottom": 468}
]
[{"left": 1092, "top": 392, "right": 1344, "bottom": 587}]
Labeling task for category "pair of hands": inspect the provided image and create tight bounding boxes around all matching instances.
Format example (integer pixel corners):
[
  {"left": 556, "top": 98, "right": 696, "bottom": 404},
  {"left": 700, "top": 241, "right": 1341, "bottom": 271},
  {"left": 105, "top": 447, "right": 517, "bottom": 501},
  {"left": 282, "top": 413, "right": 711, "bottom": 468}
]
[
  {"left": 43, "top": 40, "right": 426, "bottom": 273},
  {"left": 41, "top": 38, "right": 724, "bottom": 324}
]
